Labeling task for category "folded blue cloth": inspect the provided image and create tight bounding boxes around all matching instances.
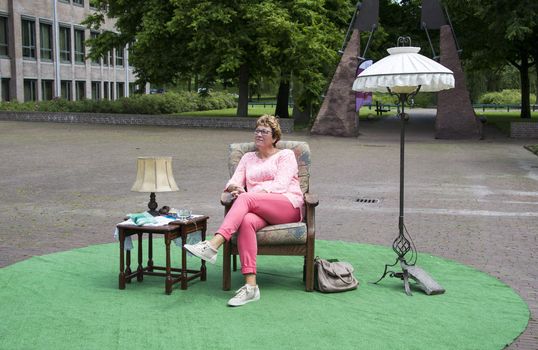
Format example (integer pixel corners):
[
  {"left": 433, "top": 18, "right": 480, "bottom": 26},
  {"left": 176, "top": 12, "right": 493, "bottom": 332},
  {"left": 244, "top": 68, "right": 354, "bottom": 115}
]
[{"left": 128, "top": 212, "right": 157, "bottom": 226}]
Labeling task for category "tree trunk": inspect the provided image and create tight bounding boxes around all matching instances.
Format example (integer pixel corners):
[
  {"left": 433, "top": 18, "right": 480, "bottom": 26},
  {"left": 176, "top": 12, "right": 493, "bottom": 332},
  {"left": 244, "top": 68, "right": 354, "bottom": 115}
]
[
  {"left": 236, "top": 64, "right": 249, "bottom": 118},
  {"left": 486, "top": 71, "right": 501, "bottom": 91},
  {"left": 292, "top": 103, "right": 311, "bottom": 125},
  {"left": 519, "top": 50, "right": 531, "bottom": 119},
  {"left": 535, "top": 68, "right": 538, "bottom": 104},
  {"left": 275, "top": 78, "right": 290, "bottom": 118}
]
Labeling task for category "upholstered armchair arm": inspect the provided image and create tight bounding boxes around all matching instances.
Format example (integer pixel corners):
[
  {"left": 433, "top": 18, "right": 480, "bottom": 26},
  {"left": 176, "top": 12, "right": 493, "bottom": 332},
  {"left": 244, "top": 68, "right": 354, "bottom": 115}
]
[
  {"left": 304, "top": 193, "right": 319, "bottom": 207},
  {"left": 304, "top": 192, "right": 318, "bottom": 241},
  {"left": 220, "top": 192, "right": 235, "bottom": 206},
  {"left": 220, "top": 192, "right": 235, "bottom": 215}
]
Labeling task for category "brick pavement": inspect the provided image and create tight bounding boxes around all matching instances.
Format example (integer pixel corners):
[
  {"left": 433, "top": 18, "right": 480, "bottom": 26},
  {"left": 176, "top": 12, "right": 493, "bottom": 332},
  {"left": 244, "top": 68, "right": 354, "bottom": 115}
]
[{"left": 0, "top": 112, "right": 536, "bottom": 348}]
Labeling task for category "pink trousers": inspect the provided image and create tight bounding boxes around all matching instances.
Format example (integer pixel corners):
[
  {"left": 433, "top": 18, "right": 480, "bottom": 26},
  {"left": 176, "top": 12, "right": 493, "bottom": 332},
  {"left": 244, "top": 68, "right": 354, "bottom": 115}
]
[{"left": 216, "top": 192, "right": 301, "bottom": 275}]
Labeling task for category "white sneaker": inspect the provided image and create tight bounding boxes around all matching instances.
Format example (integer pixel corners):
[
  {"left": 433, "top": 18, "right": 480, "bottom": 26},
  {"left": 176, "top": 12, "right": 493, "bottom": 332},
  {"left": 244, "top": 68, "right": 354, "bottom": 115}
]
[
  {"left": 183, "top": 241, "right": 218, "bottom": 264},
  {"left": 227, "top": 284, "right": 260, "bottom": 307}
]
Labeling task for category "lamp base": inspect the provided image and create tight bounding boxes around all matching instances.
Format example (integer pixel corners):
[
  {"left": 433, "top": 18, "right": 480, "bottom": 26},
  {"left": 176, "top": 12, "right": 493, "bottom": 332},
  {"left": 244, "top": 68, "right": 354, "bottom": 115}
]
[
  {"left": 371, "top": 258, "right": 445, "bottom": 296},
  {"left": 403, "top": 264, "right": 445, "bottom": 295},
  {"left": 147, "top": 192, "right": 159, "bottom": 216}
]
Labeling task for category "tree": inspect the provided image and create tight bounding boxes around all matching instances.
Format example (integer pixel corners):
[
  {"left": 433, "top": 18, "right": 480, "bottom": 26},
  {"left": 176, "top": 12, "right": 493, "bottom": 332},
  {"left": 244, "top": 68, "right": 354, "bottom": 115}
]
[
  {"left": 86, "top": 0, "right": 283, "bottom": 117},
  {"left": 443, "top": 0, "right": 538, "bottom": 118},
  {"left": 85, "top": 0, "right": 354, "bottom": 119},
  {"left": 273, "top": 0, "right": 354, "bottom": 119}
]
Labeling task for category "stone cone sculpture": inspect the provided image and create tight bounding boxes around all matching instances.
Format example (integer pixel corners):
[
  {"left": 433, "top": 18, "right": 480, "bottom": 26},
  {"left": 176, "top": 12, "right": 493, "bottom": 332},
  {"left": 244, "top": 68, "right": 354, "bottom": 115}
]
[
  {"left": 435, "top": 25, "right": 482, "bottom": 139},
  {"left": 311, "top": 29, "right": 360, "bottom": 137}
]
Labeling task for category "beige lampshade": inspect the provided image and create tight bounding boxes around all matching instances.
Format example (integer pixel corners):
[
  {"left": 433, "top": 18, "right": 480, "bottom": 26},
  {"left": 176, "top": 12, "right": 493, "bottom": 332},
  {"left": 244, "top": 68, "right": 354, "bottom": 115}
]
[
  {"left": 352, "top": 46, "right": 454, "bottom": 93},
  {"left": 131, "top": 157, "right": 179, "bottom": 192}
]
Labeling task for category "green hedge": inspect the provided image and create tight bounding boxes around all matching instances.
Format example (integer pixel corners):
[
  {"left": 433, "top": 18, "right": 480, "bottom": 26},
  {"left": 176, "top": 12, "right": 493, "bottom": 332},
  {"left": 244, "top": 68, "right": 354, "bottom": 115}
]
[
  {"left": 0, "top": 91, "right": 237, "bottom": 114},
  {"left": 478, "top": 89, "right": 536, "bottom": 105}
]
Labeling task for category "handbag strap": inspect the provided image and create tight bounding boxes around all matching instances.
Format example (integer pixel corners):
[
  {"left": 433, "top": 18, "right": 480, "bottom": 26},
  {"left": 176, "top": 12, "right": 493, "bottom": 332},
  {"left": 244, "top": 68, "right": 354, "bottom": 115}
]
[
  {"left": 320, "top": 261, "right": 355, "bottom": 285},
  {"left": 334, "top": 269, "right": 355, "bottom": 284}
]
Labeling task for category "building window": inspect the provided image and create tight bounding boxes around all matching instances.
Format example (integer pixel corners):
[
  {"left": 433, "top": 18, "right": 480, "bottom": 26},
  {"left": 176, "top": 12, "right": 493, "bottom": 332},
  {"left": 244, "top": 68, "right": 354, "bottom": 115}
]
[
  {"left": 73, "top": 0, "right": 84, "bottom": 6},
  {"left": 115, "top": 46, "right": 124, "bottom": 67},
  {"left": 0, "top": 17, "right": 8, "bottom": 57},
  {"left": 91, "top": 81, "right": 101, "bottom": 100},
  {"left": 116, "top": 82, "right": 124, "bottom": 99},
  {"left": 1, "top": 78, "right": 10, "bottom": 101},
  {"left": 90, "top": 31, "right": 100, "bottom": 66},
  {"left": 24, "top": 79, "right": 37, "bottom": 101},
  {"left": 61, "top": 80, "right": 72, "bottom": 100},
  {"left": 74, "top": 29, "right": 85, "bottom": 63},
  {"left": 59, "top": 0, "right": 70, "bottom": 3},
  {"left": 75, "top": 81, "right": 85, "bottom": 100},
  {"left": 129, "top": 83, "right": 136, "bottom": 95},
  {"left": 59, "top": 26, "right": 71, "bottom": 63},
  {"left": 41, "top": 80, "right": 54, "bottom": 100},
  {"left": 103, "top": 51, "right": 112, "bottom": 67},
  {"left": 22, "top": 19, "right": 36, "bottom": 59},
  {"left": 103, "top": 81, "right": 109, "bottom": 99},
  {"left": 40, "top": 22, "right": 53, "bottom": 61}
]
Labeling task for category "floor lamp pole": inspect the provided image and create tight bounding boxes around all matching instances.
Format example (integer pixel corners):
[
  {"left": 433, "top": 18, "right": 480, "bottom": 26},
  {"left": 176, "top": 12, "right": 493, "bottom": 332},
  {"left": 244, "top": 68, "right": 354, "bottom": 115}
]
[{"left": 399, "top": 93, "right": 406, "bottom": 238}]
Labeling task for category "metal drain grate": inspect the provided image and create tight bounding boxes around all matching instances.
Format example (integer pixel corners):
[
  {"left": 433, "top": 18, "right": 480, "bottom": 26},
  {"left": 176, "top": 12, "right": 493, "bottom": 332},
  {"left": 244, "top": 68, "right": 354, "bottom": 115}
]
[{"left": 356, "top": 198, "right": 380, "bottom": 204}]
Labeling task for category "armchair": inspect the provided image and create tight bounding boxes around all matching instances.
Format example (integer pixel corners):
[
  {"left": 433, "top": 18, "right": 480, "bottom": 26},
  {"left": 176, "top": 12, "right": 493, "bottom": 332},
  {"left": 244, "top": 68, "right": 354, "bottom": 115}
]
[{"left": 221, "top": 141, "right": 318, "bottom": 291}]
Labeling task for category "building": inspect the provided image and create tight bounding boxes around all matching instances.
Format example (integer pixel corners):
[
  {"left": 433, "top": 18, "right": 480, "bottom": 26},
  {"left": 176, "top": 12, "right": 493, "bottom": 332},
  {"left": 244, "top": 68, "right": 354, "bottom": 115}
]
[{"left": 0, "top": 0, "right": 140, "bottom": 102}]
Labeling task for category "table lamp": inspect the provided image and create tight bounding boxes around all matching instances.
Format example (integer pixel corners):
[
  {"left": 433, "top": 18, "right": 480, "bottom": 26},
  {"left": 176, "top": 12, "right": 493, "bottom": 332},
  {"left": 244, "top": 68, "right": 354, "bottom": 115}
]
[{"left": 131, "top": 157, "right": 179, "bottom": 216}]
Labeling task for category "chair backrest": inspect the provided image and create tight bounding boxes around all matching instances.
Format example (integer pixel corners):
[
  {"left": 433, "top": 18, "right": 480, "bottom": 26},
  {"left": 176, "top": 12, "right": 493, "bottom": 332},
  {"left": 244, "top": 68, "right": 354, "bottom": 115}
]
[{"left": 227, "top": 141, "right": 311, "bottom": 194}]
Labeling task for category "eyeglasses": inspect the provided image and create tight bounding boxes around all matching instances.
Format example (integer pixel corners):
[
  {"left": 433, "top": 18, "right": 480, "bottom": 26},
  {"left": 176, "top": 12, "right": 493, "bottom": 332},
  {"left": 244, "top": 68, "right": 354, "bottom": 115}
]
[{"left": 254, "top": 129, "right": 272, "bottom": 135}]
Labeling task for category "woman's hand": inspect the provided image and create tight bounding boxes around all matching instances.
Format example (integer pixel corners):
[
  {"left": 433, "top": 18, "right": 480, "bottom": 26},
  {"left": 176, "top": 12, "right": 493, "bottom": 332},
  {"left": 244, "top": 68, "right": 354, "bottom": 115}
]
[
  {"left": 227, "top": 184, "right": 244, "bottom": 193},
  {"left": 227, "top": 184, "right": 245, "bottom": 198},
  {"left": 230, "top": 187, "right": 245, "bottom": 198}
]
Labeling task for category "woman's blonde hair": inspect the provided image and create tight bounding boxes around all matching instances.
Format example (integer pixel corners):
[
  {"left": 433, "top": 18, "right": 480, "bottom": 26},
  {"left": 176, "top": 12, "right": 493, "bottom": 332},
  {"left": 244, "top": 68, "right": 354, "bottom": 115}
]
[{"left": 256, "top": 114, "right": 281, "bottom": 146}]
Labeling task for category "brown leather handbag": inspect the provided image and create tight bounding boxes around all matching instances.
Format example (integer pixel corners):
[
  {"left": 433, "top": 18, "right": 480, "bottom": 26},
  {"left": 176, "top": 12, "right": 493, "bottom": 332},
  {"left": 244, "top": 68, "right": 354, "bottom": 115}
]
[{"left": 314, "top": 257, "right": 359, "bottom": 293}]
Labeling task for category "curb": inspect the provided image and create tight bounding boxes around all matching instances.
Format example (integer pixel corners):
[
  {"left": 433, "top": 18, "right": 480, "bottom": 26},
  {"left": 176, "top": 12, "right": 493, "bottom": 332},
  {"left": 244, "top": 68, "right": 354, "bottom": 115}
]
[{"left": 0, "top": 111, "right": 295, "bottom": 133}]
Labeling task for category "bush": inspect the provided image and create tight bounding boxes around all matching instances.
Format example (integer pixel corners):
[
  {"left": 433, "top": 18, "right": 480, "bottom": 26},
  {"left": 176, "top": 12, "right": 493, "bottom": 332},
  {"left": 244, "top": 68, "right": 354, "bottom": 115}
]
[
  {"left": 196, "top": 92, "right": 236, "bottom": 111},
  {"left": 0, "top": 91, "right": 238, "bottom": 115},
  {"left": 0, "top": 101, "right": 39, "bottom": 112},
  {"left": 370, "top": 92, "right": 436, "bottom": 107},
  {"left": 478, "top": 89, "right": 536, "bottom": 105}
]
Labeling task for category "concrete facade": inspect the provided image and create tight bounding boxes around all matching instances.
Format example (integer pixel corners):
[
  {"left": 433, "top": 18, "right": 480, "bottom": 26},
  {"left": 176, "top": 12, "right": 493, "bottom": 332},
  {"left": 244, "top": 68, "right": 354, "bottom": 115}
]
[{"left": 0, "top": 0, "right": 139, "bottom": 102}]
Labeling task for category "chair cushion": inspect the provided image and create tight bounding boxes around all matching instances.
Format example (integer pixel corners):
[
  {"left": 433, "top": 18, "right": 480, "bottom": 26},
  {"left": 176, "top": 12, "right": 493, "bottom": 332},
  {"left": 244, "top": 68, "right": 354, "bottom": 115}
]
[
  {"left": 231, "top": 222, "right": 307, "bottom": 246},
  {"left": 228, "top": 141, "right": 311, "bottom": 194}
]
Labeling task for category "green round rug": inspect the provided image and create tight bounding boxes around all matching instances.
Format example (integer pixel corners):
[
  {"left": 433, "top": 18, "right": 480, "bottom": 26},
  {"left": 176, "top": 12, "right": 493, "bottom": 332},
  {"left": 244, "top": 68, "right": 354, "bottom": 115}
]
[{"left": 0, "top": 240, "right": 529, "bottom": 350}]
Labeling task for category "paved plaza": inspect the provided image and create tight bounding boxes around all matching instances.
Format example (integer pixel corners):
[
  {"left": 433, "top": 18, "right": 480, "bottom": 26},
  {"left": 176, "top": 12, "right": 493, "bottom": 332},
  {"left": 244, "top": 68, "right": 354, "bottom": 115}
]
[{"left": 0, "top": 112, "right": 536, "bottom": 348}]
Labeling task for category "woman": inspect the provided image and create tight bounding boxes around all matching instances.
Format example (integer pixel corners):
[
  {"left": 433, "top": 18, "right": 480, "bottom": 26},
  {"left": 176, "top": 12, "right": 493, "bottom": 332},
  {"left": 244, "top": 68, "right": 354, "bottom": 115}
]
[{"left": 184, "top": 115, "right": 304, "bottom": 306}]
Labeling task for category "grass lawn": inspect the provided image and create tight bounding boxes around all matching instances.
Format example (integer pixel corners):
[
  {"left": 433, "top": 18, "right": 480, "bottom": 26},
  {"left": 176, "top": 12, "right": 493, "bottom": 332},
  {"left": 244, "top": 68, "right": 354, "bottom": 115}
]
[
  {"left": 178, "top": 106, "right": 314, "bottom": 130},
  {"left": 178, "top": 106, "right": 538, "bottom": 137},
  {"left": 178, "top": 105, "right": 392, "bottom": 131},
  {"left": 178, "top": 106, "right": 289, "bottom": 117},
  {"left": 475, "top": 111, "right": 538, "bottom": 157},
  {"left": 358, "top": 106, "right": 395, "bottom": 120},
  {"left": 475, "top": 110, "right": 538, "bottom": 135}
]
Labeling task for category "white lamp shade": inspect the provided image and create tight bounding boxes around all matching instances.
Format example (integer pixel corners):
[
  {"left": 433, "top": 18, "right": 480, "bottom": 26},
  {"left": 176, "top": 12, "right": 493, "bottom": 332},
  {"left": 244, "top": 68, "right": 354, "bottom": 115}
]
[
  {"left": 131, "top": 157, "right": 179, "bottom": 192},
  {"left": 352, "top": 46, "right": 455, "bottom": 93}
]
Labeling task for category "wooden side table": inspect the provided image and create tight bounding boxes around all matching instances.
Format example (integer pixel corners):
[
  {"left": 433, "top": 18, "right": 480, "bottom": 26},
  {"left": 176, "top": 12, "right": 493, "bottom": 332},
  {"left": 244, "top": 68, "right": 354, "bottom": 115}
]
[{"left": 117, "top": 215, "right": 209, "bottom": 294}]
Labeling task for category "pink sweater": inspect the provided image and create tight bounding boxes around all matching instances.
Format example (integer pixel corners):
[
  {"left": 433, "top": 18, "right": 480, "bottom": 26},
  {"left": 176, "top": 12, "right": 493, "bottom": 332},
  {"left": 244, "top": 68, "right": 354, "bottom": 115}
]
[{"left": 226, "top": 149, "right": 305, "bottom": 210}]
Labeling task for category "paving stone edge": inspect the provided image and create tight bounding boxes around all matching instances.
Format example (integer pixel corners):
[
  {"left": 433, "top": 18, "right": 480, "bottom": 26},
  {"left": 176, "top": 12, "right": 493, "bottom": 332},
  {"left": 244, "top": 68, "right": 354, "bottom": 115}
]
[{"left": 0, "top": 111, "right": 295, "bottom": 133}]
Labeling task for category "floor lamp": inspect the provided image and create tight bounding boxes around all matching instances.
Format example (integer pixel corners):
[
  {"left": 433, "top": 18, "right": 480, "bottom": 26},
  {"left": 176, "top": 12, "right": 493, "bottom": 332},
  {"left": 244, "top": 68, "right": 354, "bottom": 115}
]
[{"left": 352, "top": 37, "right": 454, "bottom": 295}]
